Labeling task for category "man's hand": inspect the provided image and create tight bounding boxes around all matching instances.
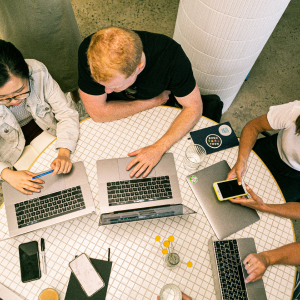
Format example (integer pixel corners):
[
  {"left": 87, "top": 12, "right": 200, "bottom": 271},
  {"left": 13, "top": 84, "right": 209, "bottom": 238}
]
[
  {"left": 230, "top": 185, "right": 267, "bottom": 211},
  {"left": 157, "top": 292, "right": 192, "bottom": 300},
  {"left": 126, "top": 144, "right": 165, "bottom": 178},
  {"left": 150, "top": 90, "right": 171, "bottom": 107},
  {"left": 226, "top": 159, "right": 247, "bottom": 185},
  {"left": 243, "top": 252, "right": 270, "bottom": 283},
  {"left": 51, "top": 148, "right": 72, "bottom": 175},
  {"left": 1, "top": 168, "right": 44, "bottom": 195}
]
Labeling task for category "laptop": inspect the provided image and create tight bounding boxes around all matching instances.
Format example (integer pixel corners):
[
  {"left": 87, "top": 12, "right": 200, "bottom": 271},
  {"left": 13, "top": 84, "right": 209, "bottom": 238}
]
[
  {"left": 0, "top": 282, "right": 24, "bottom": 300},
  {"left": 2, "top": 161, "right": 95, "bottom": 237},
  {"left": 208, "top": 237, "right": 267, "bottom": 300},
  {"left": 97, "top": 153, "right": 196, "bottom": 225},
  {"left": 186, "top": 160, "right": 260, "bottom": 239}
]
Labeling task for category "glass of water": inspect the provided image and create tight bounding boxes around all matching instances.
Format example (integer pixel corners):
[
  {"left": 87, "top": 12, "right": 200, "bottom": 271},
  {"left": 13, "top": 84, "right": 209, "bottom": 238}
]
[
  {"left": 183, "top": 144, "right": 206, "bottom": 171},
  {"left": 159, "top": 284, "right": 182, "bottom": 300}
]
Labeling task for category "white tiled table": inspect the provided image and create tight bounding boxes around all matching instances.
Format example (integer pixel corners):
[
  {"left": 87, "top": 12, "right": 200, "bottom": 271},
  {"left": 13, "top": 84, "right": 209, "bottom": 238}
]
[{"left": 0, "top": 106, "right": 296, "bottom": 300}]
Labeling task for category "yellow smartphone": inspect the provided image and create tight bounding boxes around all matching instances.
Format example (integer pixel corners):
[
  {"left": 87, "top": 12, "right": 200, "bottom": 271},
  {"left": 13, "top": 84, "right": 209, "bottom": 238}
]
[{"left": 213, "top": 178, "right": 247, "bottom": 201}]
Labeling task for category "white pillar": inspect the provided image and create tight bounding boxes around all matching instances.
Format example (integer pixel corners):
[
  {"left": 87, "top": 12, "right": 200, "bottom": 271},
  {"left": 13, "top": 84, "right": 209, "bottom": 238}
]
[{"left": 173, "top": 0, "right": 291, "bottom": 112}]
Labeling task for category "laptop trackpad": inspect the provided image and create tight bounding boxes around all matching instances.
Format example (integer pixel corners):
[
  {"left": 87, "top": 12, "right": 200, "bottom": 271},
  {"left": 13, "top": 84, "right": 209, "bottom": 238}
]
[
  {"left": 117, "top": 157, "right": 156, "bottom": 180},
  {"left": 33, "top": 172, "right": 66, "bottom": 197}
]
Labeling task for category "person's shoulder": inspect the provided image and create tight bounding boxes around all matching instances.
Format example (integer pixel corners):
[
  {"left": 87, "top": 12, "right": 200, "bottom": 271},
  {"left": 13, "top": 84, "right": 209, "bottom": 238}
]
[
  {"left": 135, "top": 30, "right": 180, "bottom": 49},
  {"left": 268, "top": 100, "right": 300, "bottom": 122},
  {"left": 269, "top": 100, "right": 300, "bottom": 114},
  {"left": 25, "top": 59, "right": 48, "bottom": 75},
  {"left": 79, "top": 33, "right": 95, "bottom": 57}
]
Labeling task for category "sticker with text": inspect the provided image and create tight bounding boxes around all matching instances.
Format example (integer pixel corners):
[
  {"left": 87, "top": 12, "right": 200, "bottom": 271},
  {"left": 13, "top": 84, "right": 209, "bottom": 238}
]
[{"left": 206, "top": 134, "right": 222, "bottom": 148}]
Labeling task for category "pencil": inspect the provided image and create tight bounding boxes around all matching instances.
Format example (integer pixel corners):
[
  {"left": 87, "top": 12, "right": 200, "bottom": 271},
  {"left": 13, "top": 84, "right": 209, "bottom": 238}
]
[{"left": 32, "top": 169, "right": 54, "bottom": 179}]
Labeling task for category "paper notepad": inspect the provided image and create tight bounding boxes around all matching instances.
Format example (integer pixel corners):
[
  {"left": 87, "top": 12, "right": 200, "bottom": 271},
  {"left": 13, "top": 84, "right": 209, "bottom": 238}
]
[
  {"left": 13, "top": 131, "right": 56, "bottom": 170},
  {"left": 190, "top": 122, "right": 239, "bottom": 155}
]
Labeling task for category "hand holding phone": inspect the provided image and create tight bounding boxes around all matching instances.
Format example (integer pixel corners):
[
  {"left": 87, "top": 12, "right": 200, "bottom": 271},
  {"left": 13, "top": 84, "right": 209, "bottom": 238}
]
[
  {"left": 19, "top": 241, "right": 41, "bottom": 283},
  {"left": 69, "top": 254, "right": 105, "bottom": 297},
  {"left": 213, "top": 178, "right": 247, "bottom": 201}
]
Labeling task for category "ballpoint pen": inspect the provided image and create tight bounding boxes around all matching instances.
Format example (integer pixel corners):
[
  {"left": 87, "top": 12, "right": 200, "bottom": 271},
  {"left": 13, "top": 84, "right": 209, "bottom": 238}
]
[
  {"left": 41, "top": 238, "right": 47, "bottom": 275},
  {"left": 32, "top": 169, "right": 54, "bottom": 179}
]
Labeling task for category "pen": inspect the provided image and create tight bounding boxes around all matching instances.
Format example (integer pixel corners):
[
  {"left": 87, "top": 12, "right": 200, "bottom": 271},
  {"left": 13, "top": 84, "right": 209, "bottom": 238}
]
[
  {"left": 41, "top": 238, "right": 47, "bottom": 274},
  {"left": 108, "top": 248, "right": 110, "bottom": 262},
  {"left": 32, "top": 170, "right": 54, "bottom": 179}
]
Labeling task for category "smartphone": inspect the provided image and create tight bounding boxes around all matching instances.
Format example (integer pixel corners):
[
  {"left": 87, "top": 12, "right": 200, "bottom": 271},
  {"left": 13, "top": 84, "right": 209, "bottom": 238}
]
[
  {"left": 69, "top": 253, "right": 105, "bottom": 297},
  {"left": 213, "top": 178, "right": 247, "bottom": 201},
  {"left": 19, "top": 241, "right": 41, "bottom": 283}
]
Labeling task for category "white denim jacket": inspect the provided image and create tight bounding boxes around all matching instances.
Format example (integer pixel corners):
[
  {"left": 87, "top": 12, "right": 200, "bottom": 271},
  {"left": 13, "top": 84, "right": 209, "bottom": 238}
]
[{"left": 0, "top": 59, "right": 79, "bottom": 177}]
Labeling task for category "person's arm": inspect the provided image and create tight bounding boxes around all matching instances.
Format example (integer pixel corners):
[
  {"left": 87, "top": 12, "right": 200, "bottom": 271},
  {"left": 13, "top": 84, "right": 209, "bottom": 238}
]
[
  {"left": 126, "top": 84, "right": 202, "bottom": 177},
  {"left": 227, "top": 114, "right": 273, "bottom": 184},
  {"left": 51, "top": 148, "right": 72, "bottom": 175},
  {"left": 230, "top": 185, "right": 300, "bottom": 219},
  {"left": 243, "top": 242, "right": 300, "bottom": 283},
  {"left": 79, "top": 89, "right": 171, "bottom": 122},
  {"left": 1, "top": 168, "right": 44, "bottom": 195}
]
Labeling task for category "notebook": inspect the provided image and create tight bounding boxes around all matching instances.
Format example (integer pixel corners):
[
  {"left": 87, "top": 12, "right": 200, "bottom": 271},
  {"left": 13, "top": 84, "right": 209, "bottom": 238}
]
[
  {"left": 190, "top": 122, "right": 239, "bottom": 155},
  {"left": 186, "top": 160, "right": 260, "bottom": 239},
  {"left": 2, "top": 161, "right": 95, "bottom": 237},
  {"left": 65, "top": 258, "right": 112, "bottom": 300}
]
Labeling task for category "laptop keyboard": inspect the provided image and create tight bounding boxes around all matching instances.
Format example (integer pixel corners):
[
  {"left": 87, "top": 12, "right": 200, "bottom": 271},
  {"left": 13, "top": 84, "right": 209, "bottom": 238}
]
[
  {"left": 107, "top": 176, "right": 173, "bottom": 206},
  {"left": 214, "top": 240, "right": 248, "bottom": 300},
  {"left": 14, "top": 186, "right": 85, "bottom": 228}
]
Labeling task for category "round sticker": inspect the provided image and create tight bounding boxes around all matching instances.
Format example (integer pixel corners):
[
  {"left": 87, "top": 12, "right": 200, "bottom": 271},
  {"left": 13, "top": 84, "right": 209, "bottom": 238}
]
[
  {"left": 219, "top": 124, "right": 232, "bottom": 136},
  {"left": 206, "top": 134, "right": 222, "bottom": 148},
  {"left": 189, "top": 175, "right": 198, "bottom": 183}
]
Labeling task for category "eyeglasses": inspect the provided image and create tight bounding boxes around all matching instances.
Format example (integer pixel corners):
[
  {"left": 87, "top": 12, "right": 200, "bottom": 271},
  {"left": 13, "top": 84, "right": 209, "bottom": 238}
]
[{"left": 0, "top": 88, "right": 31, "bottom": 105}]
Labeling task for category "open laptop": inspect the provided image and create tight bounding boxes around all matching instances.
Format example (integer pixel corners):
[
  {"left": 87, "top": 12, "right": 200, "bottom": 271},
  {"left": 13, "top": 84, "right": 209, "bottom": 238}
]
[
  {"left": 208, "top": 237, "right": 267, "bottom": 300},
  {"left": 186, "top": 160, "right": 260, "bottom": 239},
  {"left": 2, "top": 161, "right": 95, "bottom": 237},
  {"left": 0, "top": 282, "right": 24, "bottom": 300},
  {"left": 97, "top": 153, "right": 196, "bottom": 225}
]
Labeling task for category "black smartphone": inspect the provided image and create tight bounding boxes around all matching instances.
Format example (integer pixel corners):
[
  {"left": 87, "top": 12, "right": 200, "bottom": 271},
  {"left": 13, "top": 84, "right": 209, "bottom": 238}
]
[{"left": 19, "top": 241, "right": 41, "bottom": 283}]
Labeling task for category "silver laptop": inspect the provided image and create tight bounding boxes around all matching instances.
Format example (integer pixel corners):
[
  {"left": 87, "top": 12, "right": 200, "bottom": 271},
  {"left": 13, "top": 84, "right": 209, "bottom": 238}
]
[
  {"left": 0, "top": 282, "right": 24, "bottom": 300},
  {"left": 208, "top": 237, "right": 267, "bottom": 300},
  {"left": 2, "top": 161, "right": 95, "bottom": 237},
  {"left": 186, "top": 160, "right": 260, "bottom": 239},
  {"left": 97, "top": 153, "right": 196, "bottom": 225}
]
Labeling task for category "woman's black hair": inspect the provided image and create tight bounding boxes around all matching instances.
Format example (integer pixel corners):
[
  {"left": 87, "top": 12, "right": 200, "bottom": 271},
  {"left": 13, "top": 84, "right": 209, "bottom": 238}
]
[{"left": 0, "top": 40, "right": 29, "bottom": 88}]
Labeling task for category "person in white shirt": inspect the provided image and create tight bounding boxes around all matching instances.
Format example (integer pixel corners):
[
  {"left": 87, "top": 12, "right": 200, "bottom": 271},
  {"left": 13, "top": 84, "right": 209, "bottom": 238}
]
[{"left": 227, "top": 100, "right": 300, "bottom": 203}]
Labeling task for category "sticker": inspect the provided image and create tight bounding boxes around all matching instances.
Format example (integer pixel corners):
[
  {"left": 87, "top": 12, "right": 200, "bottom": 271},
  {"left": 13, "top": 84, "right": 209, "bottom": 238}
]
[
  {"left": 206, "top": 134, "right": 222, "bottom": 148},
  {"left": 219, "top": 124, "right": 232, "bottom": 136},
  {"left": 189, "top": 175, "right": 198, "bottom": 183}
]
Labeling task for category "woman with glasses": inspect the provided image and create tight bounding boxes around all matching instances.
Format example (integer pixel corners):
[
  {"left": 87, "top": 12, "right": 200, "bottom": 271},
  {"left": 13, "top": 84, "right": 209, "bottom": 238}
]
[{"left": 0, "top": 40, "right": 79, "bottom": 195}]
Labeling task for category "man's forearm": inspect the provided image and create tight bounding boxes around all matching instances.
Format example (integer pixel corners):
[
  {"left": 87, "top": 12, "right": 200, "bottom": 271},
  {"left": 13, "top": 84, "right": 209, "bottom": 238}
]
[
  {"left": 88, "top": 99, "right": 155, "bottom": 122},
  {"left": 154, "top": 106, "right": 202, "bottom": 153},
  {"left": 263, "top": 242, "right": 300, "bottom": 267},
  {"left": 260, "top": 203, "right": 300, "bottom": 219}
]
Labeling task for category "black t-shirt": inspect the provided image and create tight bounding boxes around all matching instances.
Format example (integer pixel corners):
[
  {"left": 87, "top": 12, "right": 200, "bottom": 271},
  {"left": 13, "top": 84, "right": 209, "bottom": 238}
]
[{"left": 78, "top": 31, "right": 196, "bottom": 100}]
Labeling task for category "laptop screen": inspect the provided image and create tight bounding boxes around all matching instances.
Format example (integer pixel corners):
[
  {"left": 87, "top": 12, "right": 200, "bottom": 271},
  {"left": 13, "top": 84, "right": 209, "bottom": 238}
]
[{"left": 99, "top": 204, "right": 196, "bottom": 225}]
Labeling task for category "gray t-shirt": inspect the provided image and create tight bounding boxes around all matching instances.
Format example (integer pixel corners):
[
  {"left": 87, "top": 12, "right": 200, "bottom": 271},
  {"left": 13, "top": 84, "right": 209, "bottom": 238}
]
[{"left": 267, "top": 100, "right": 300, "bottom": 171}]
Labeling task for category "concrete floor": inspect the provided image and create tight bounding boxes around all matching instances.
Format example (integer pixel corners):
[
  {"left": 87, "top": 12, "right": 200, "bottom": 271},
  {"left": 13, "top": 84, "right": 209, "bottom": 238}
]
[{"left": 1, "top": 0, "right": 299, "bottom": 243}]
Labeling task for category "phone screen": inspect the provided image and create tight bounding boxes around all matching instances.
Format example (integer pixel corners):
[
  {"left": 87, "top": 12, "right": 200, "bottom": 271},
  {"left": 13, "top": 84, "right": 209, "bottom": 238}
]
[
  {"left": 218, "top": 179, "right": 246, "bottom": 198},
  {"left": 19, "top": 241, "right": 41, "bottom": 283},
  {"left": 69, "top": 254, "right": 104, "bottom": 297}
]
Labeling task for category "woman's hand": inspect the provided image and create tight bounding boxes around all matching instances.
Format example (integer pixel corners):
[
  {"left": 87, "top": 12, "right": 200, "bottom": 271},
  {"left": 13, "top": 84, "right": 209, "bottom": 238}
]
[
  {"left": 51, "top": 148, "right": 72, "bottom": 175},
  {"left": 1, "top": 168, "right": 44, "bottom": 195}
]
